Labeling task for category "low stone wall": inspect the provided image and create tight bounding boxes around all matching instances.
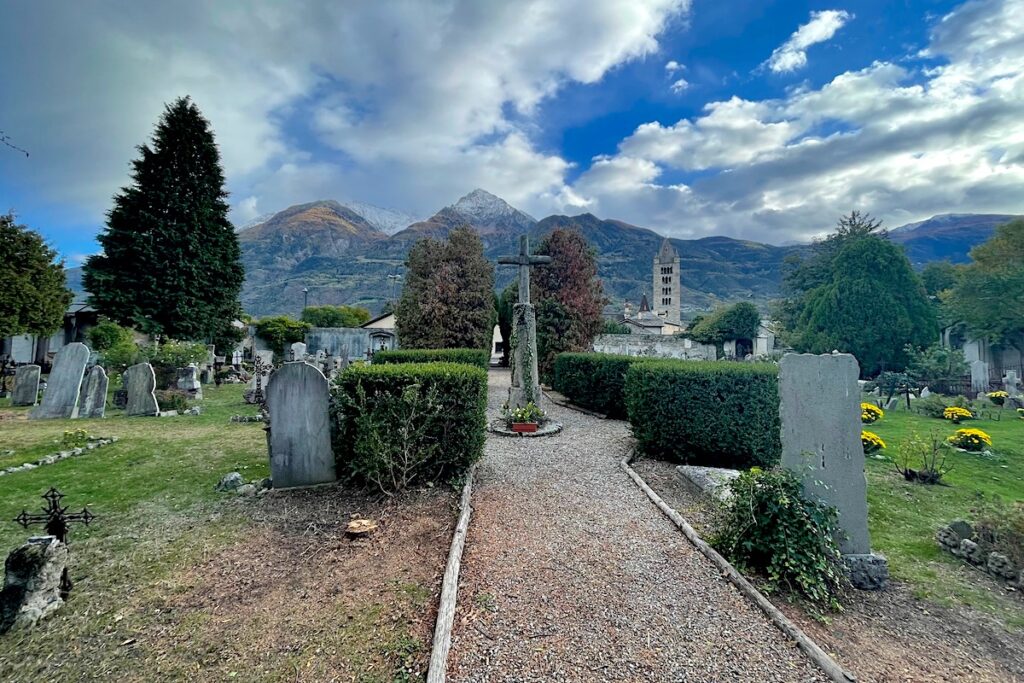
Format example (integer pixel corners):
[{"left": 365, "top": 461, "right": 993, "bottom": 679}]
[
  {"left": 936, "top": 520, "right": 1022, "bottom": 586},
  {"left": 592, "top": 334, "right": 716, "bottom": 360}
]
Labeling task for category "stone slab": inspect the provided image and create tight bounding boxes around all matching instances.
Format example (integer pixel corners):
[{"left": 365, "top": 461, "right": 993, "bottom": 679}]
[
  {"left": 0, "top": 536, "right": 68, "bottom": 634},
  {"left": 123, "top": 363, "right": 159, "bottom": 417},
  {"left": 675, "top": 465, "right": 741, "bottom": 501},
  {"left": 77, "top": 365, "right": 108, "bottom": 419},
  {"left": 12, "top": 365, "right": 41, "bottom": 406},
  {"left": 508, "top": 302, "right": 542, "bottom": 410},
  {"left": 177, "top": 365, "right": 203, "bottom": 400},
  {"left": 266, "top": 362, "right": 336, "bottom": 488},
  {"left": 30, "top": 343, "right": 89, "bottom": 419},
  {"left": 779, "top": 352, "right": 871, "bottom": 555}
]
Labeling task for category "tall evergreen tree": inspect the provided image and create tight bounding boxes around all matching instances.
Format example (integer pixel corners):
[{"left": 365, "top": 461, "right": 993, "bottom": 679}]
[
  {"left": 395, "top": 226, "right": 495, "bottom": 349},
  {"left": 0, "top": 214, "right": 72, "bottom": 338},
  {"left": 532, "top": 228, "right": 606, "bottom": 379},
  {"left": 83, "top": 97, "right": 244, "bottom": 341}
]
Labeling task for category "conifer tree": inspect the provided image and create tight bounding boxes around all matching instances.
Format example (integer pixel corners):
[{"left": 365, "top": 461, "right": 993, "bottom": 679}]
[
  {"left": 83, "top": 97, "right": 244, "bottom": 341},
  {"left": 395, "top": 226, "right": 495, "bottom": 349},
  {"left": 0, "top": 214, "right": 72, "bottom": 338}
]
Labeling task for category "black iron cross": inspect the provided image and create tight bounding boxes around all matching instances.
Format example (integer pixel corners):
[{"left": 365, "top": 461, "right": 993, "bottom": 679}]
[
  {"left": 14, "top": 488, "right": 95, "bottom": 598},
  {"left": 253, "top": 354, "right": 270, "bottom": 407},
  {"left": 498, "top": 235, "right": 552, "bottom": 304}
]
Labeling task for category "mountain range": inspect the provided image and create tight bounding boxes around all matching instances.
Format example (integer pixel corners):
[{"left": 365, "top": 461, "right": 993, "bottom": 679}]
[{"left": 66, "top": 189, "right": 1019, "bottom": 317}]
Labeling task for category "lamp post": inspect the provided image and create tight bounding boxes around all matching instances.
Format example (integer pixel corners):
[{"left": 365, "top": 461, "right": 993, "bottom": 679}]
[
  {"left": 387, "top": 274, "right": 402, "bottom": 303},
  {"left": 302, "top": 287, "right": 309, "bottom": 313}
]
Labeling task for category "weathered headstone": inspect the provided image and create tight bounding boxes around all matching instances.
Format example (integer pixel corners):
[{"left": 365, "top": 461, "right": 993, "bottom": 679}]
[
  {"left": 779, "top": 352, "right": 888, "bottom": 590},
  {"left": 176, "top": 364, "right": 203, "bottom": 400},
  {"left": 1004, "top": 370, "right": 1022, "bottom": 398},
  {"left": 0, "top": 536, "right": 69, "bottom": 634},
  {"left": 920, "top": 387, "right": 931, "bottom": 398},
  {"left": 266, "top": 362, "right": 336, "bottom": 488},
  {"left": 231, "top": 349, "right": 243, "bottom": 366},
  {"left": 30, "top": 343, "right": 89, "bottom": 420},
  {"left": 12, "top": 365, "right": 41, "bottom": 407},
  {"left": 77, "top": 366, "right": 108, "bottom": 419},
  {"left": 970, "top": 359, "right": 989, "bottom": 393},
  {"left": 289, "top": 342, "right": 307, "bottom": 362},
  {"left": 123, "top": 363, "right": 159, "bottom": 417},
  {"left": 245, "top": 355, "right": 274, "bottom": 404},
  {"left": 498, "top": 235, "right": 551, "bottom": 410}
]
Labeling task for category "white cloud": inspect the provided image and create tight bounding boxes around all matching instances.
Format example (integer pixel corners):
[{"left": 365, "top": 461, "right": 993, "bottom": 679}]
[
  {"left": 767, "top": 10, "right": 852, "bottom": 73},
  {"left": 564, "top": 0, "right": 1024, "bottom": 242},
  {"left": 665, "top": 60, "right": 684, "bottom": 73},
  {"left": 670, "top": 78, "right": 690, "bottom": 93}
]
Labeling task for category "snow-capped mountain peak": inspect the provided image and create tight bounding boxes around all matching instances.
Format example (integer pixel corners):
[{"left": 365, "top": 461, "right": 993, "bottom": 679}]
[
  {"left": 339, "top": 200, "right": 420, "bottom": 235},
  {"left": 450, "top": 188, "right": 536, "bottom": 229}
]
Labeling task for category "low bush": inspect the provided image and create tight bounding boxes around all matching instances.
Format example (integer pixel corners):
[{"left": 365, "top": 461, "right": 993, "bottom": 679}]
[
  {"left": 987, "top": 391, "right": 1008, "bottom": 406},
  {"left": 255, "top": 316, "right": 310, "bottom": 357},
  {"left": 61, "top": 428, "right": 94, "bottom": 449},
  {"left": 552, "top": 353, "right": 649, "bottom": 418},
  {"left": 711, "top": 467, "right": 847, "bottom": 609},
  {"left": 861, "top": 402, "right": 883, "bottom": 424},
  {"left": 947, "top": 428, "right": 991, "bottom": 452},
  {"left": 861, "top": 430, "right": 886, "bottom": 454},
  {"left": 624, "top": 360, "right": 781, "bottom": 468},
  {"left": 332, "top": 362, "right": 487, "bottom": 493},
  {"left": 154, "top": 389, "right": 190, "bottom": 412},
  {"left": 373, "top": 348, "right": 490, "bottom": 370},
  {"left": 976, "top": 502, "right": 1024, "bottom": 569},
  {"left": 943, "top": 406, "right": 974, "bottom": 424},
  {"left": 894, "top": 430, "right": 952, "bottom": 484}
]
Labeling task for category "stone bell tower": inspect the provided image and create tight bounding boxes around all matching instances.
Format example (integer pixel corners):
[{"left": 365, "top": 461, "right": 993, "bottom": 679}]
[{"left": 652, "top": 237, "right": 680, "bottom": 325}]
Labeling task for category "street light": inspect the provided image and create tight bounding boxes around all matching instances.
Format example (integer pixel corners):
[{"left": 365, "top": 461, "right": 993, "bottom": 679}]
[
  {"left": 302, "top": 287, "right": 309, "bottom": 313},
  {"left": 387, "top": 274, "right": 402, "bottom": 303}
]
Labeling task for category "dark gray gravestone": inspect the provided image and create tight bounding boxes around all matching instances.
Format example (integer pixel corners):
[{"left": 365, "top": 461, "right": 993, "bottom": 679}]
[
  {"left": 266, "top": 362, "right": 336, "bottom": 488},
  {"left": 779, "top": 353, "right": 871, "bottom": 554},
  {"left": 12, "top": 365, "right": 41, "bottom": 407},
  {"left": 30, "top": 343, "right": 89, "bottom": 419},
  {"left": 78, "top": 366, "right": 108, "bottom": 419},
  {"left": 123, "top": 363, "right": 158, "bottom": 417}
]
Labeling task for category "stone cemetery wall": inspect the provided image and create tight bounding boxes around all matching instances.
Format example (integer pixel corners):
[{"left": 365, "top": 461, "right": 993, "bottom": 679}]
[
  {"left": 266, "top": 362, "right": 336, "bottom": 488},
  {"left": 305, "top": 328, "right": 376, "bottom": 361},
  {"left": 592, "top": 334, "right": 716, "bottom": 360},
  {"left": 30, "top": 343, "right": 90, "bottom": 420}
]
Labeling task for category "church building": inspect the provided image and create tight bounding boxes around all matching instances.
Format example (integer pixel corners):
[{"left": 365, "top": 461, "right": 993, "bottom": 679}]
[{"left": 652, "top": 238, "right": 681, "bottom": 326}]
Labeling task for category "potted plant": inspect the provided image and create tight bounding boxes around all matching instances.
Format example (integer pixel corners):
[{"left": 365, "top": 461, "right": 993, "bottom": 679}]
[
  {"left": 504, "top": 402, "right": 545, "bottom": 433},
  {"left": 987, "top": 390, "right": 1008, "bottom": 407}
]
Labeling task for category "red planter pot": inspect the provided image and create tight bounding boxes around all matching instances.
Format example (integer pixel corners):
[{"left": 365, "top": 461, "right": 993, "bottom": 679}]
[{"left": 511, "top": 422, "right": 538, "bottom": 433}]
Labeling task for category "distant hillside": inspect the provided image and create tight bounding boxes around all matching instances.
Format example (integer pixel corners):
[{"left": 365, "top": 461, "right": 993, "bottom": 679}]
[{"left": 67, "top": 197, "right": 1019, "bottom": 317}]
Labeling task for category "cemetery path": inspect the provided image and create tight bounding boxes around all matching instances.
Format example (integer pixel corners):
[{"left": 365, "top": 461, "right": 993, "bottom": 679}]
[{"left": 447, "top": 369, "right": 827, "bottom": 682}]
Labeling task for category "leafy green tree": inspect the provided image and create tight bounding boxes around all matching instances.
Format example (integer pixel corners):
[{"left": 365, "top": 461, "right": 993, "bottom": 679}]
[
  {"left": 532, "top": 228, "right": 606, "bottom": 379},
  {"left": 82, "top": 97, "right": 244, "bottom": 342},
  {"left": 944, "top": 219, "right": 1024, "bottom": 353},
  {"left": 255, "top": 316, "right": 310, "bottom": 357},
  {"left": 920, "top": 261, "right": 961, "bottom": 297},
  {"left": 0, "top": 214, "right": 72, "bottom": 338},
  {"left": 789, "top": 236, "right": 937, "bottom": 375},
  {"left": 905, "top": 342, "right": 969, "bottom": 387},
  {"left": 301, "top": 305, "right": 371, "bottom": 328},
  {"left": 87, "top": 320, "right": 134, "bottom": 351},
  {"left": 688, "top": 302, "right": 761, "bottom": 345},
  {"left": 395, "top": 227, "right": 495, "bottom": 349},
  {"left": 602, "top": 319, "right": 631, "bottom": 334}
]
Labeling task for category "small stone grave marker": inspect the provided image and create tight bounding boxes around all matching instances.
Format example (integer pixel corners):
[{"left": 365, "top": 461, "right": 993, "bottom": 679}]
[
  {"left": 12, "top": 364, "right": 41, "bottom": 407},
  {"left": 30, "top": 343, "right": 89, "bottom": 419},
  {"left": 77, "top": 365, "right": 108, "bottom": 419}
]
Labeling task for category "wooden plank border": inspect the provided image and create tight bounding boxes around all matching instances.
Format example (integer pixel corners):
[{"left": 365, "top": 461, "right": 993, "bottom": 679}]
[
  {"left": 426, "top": 463, "right": 477, "bottom": 683},
  {"left": 620, "top": 454, "right": 858, "bottom": 683}
]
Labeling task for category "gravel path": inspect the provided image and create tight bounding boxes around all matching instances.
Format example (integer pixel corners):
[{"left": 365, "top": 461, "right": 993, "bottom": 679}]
[{"left": 448, "top": 369, "right": 826, "bottom": 682}]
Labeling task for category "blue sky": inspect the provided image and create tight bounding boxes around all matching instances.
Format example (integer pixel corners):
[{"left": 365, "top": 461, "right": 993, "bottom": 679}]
[{"left": 2, "top": 0, "right": 1021, "bottom": 265}]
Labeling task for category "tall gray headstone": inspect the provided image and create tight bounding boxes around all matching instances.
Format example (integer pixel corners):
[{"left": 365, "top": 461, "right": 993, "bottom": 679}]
[
  {"left": 77, "top": 366, "right": 108, "bottom": 419},
  {"left": 12, "top": 365, "right": 41, "bottom": 407},
  {"left": 123, "top": 363, "right": 159, "bottom": 417},
  {"left": 970, "top": 359, "right": 989, "bottom": 393},
  {"left": 177, "top": 364, "right": 203, "bottom": 400},
  {"left": 30, "top": 343, "right": 89, "bottom": 419},
  {"left": 780, "top": 353, "right": 870, "bottom": 553},
  {"left": 266, "top": 362, "right": 336, "bottom": 488}
]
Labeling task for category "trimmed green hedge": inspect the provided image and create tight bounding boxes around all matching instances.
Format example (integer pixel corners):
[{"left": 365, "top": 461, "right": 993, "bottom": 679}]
[
  {"left": 624, "top": 360, "right": 781, "bottom": 468},
  {"left": 373, "top": 348, "right": 490, "bottom": 370},
  {"left": 331, "top": 362, "right": 488, "bottom": 490},
  {"left": 552, "top": 352, "right": 649, "bottom": 418}
]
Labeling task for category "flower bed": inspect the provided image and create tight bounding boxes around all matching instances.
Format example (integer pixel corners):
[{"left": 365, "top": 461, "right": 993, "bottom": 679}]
[
  {"left": 861, "top": 402, "right": 884, "bottom": 424},
  {"left": 946, "top": 428, "right": 992, "bottom": 452}
]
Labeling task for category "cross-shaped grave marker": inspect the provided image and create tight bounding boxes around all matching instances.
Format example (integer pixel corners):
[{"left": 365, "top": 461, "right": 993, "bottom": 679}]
[
  {"left": 14, "top": 487, "right": 95, "bottom": 597},
  {"left": 497, "top": 235, "right": 552, "bottom": 410},
  {"left": 498, "top": 235, "right": 552, "bottom": 304}
]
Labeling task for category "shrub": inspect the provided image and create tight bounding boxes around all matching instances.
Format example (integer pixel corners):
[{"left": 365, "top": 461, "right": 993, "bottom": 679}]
[
  {"left": 88, "top": 320, "right": 134, "bottom": 351},
  {"left": 905, "top": 342, "right": 969, "bottom": 387},
  {"left": 552, "top": 353, "right": 649, "bottom": 419},
  {"left": 976, "top": 502, "right": 1024, "bottom": 570},
  {"left": 373, "top": 348, "right": 489, "bottom": 370},
  {"left": 301, "top": 304, "right": 371, "bottom": 328},
  {"left": 711, "top": 467, "right": 847, "bottom": 609},
  {"left": 987, "top": 391, "right": 1008, "bottom": 406},
  {"left": 61, "top": 428, "right": 94, "bottom": 449},
  {"left": 687, "top": 302, "right": 761, "bottom": 345},
  {"left": 332, "top": 362, "right": 487, "bottom": 492},
  {"left": 154, "top": 389, "right": 190, "bottom": 412},
  {"left": 255, "top": 316, "right": 310, "bottom": 357},
  {"left": 144, "top": 340, "right": 207, "bottom": 389},
  {"left": 861, "top": 430, "right": 886, "bottom": 454},
  {"left": 861, "top": 402, "right": 883, "bottom": 424},
  {"left": 947, "top": 428, "right": 991, "bottom": 452},
  {"left": 943, "top": 406, "right": 974, "bottom": 424},
  {"left": 917, "top": 394, "right": 972, "bottom": 419},
  {"left": 894, "top": 430, "right": 952, "bottom": 484},
  {"left": 624, "top": 360, "right": 781, "bottom": 468}
]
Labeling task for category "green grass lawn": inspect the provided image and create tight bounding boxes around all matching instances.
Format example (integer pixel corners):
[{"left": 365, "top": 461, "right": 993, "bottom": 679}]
[{"left": 864, "top": 405, "right": 1024, "bottom": 628}]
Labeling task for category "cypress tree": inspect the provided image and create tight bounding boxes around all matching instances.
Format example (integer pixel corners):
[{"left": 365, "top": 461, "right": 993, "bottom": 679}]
[{"left": 83, "top": 97, "right": 244, "bottom": 341}]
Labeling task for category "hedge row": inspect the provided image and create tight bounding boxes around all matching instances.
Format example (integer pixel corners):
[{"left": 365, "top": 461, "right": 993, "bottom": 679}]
[
  {"left": 331, "top": 362, "right": 488, "bottom": 491},
  {"left": 624, "top": 360, "right": 781, "bottom": 468},
  {"left": 552, "top": 353, "right": 649, "bottom": 418},
  {"left": 373, "top": 348, "right": 490, "bottom": 370}
]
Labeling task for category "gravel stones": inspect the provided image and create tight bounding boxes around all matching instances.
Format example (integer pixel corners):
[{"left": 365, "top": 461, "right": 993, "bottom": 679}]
[{"left": 447, "top": 369, "right": 825, "bottom": 682}]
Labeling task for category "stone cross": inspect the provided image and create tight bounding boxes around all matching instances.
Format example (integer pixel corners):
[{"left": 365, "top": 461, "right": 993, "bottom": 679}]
[
  {"left": 498, "top": 235, "right": 552, "bottom": 304},
  {"left": 1004, "top": 370, "right": 1021, "bottom": 398}
]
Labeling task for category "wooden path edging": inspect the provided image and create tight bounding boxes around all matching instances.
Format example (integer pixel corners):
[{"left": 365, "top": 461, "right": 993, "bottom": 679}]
[
  {"left": 426, "top": 463, "right": 477, "bottom": 683},
  {"left": 620, "top": 454, "right": 858, "bottom": 683}
]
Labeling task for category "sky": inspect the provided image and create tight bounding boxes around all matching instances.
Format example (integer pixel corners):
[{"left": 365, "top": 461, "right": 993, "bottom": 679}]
[{"left": 2, "top": 0, "right": 1023, "bottom": 265}]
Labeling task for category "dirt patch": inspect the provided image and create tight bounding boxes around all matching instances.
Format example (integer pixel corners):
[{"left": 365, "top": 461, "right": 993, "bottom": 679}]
[{"left": 632, "top": 457, "right": 1024, "bottom": 683}]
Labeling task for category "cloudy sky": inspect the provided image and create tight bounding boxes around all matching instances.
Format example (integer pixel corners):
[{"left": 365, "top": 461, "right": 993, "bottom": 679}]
[{"left": 2, "top": 0, "right": 1022, "bottom": 263}]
